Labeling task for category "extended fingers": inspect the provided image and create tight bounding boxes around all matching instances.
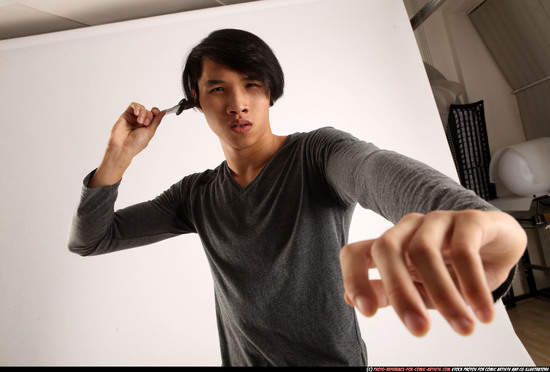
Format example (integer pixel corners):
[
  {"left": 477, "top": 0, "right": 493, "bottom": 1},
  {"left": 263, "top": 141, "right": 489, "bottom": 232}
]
[{"left": 346, "top": 210, "right": 515, "bottom": 338}]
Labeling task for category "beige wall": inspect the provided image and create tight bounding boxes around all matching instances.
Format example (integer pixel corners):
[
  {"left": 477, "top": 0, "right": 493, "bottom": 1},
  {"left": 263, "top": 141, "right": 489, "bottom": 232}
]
[
  {"left": 404, "top": 0, "right": 549, "bottom": 297},
  {"left": 406, "top": 0, "right": 526, "bottom": 160}
]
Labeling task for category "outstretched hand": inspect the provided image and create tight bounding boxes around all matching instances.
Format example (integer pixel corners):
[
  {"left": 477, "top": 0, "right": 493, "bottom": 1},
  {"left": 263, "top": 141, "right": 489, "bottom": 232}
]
[{"left": 340, "top": 209, "right": 526, "bottom": 337}]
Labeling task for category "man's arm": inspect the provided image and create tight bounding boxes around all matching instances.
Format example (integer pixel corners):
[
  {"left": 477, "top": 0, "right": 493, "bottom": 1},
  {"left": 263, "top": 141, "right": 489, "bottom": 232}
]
[
  {"left": 314, "top": 128, "right": 526, "bottom": 336},
  {"left": 68, "top": 103, "right": 189, "bottom": 256}
]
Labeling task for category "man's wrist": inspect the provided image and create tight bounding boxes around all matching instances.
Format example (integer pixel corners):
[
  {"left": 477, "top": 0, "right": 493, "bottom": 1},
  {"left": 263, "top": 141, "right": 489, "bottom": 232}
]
[{"left": 88, "top": 147, "right": 133, "bottom": 188}]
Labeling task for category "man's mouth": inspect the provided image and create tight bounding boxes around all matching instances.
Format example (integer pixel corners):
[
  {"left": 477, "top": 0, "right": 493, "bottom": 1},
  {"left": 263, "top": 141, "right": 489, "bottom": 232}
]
[{"left": 230, "top": 119, "right": 252, "bottom": 133}]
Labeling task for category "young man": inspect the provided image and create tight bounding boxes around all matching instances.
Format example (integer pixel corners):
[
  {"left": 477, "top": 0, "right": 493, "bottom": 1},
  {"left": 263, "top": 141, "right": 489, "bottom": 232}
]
[{"left": 68, "top": 29, "right": 526, "bottom": 366}]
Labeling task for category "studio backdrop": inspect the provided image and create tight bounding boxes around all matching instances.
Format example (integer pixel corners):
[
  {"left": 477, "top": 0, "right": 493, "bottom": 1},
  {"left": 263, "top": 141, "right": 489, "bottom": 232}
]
[{"left": 0, "top": 0, "right": 533, "bottom": 366}]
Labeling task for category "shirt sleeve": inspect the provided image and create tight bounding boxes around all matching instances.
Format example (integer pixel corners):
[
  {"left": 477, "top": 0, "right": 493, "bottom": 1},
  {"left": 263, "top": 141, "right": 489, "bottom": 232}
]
[
  {"left": 310, "top": 127, "right": 515, "bottom": 301},
  {"left": 67, "top": 169, "right": 195, "bottom": 256},
  {"left": 313, "top": 127, "right": 498, "bottom": 222}
]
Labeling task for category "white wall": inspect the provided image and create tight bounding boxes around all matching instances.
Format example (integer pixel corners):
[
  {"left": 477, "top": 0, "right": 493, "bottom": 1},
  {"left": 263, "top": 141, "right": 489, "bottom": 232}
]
[{"left": 0, "top": 0, "right": 533, "bottom": 366}]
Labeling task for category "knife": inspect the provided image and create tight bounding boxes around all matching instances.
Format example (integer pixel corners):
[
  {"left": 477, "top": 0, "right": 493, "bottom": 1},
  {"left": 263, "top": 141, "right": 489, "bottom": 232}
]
[{"left": 164, "top": 98, "right": 195, "bottom": 115}]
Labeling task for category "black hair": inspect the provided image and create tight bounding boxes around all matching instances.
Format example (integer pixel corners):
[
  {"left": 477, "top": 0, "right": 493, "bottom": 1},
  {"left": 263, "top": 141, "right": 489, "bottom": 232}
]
[{"left": 182, "top": 29, "right": 284, "bottom": 108}]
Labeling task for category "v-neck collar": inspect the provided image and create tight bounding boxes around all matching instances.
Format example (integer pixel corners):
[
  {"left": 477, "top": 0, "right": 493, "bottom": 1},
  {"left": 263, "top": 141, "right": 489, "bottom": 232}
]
[{"left": 223, "top": 135, "right": 293, "bottom": 193}]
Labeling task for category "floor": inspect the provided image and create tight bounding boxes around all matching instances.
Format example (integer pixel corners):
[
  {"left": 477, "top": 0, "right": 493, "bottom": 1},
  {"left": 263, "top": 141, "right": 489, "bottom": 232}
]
[{"left": 506, "top": 296, "right": 550, "bottom": 366}]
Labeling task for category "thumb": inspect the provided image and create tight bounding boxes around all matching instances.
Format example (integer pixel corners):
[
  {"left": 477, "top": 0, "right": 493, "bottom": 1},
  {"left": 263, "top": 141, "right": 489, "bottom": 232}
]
[
  {"left": 340, "top": 240, "right": 384, "bottom": 317},
  {"left": 149, "top": 107, "right": 165, "bottom": 132}
]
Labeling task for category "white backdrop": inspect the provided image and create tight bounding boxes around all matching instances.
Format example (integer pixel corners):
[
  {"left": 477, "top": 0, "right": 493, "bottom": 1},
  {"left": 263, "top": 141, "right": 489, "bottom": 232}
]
[{"left": 0, "top": 0, "right": 533, "bottom": 366}]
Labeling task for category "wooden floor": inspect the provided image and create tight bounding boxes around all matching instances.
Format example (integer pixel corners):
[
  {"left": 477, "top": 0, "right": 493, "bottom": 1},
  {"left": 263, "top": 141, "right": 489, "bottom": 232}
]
[{"left": 506, "top": 296, "right": 550, "bottom": 366}]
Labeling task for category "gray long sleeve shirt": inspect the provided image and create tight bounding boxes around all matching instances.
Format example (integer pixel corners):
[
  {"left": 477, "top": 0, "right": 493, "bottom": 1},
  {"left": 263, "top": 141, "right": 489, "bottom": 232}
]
[{"left": 68, "top": 127, "right": 511, "bottom": 366}]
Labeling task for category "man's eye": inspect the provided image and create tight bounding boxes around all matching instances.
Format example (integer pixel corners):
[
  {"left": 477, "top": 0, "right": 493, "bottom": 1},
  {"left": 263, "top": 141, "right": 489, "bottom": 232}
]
[
  {"left": 210, "top": 87, "right": 224, "bottom": 93},
  {"left": 247, "top": 83, "right": 261, "bottom": 88}
]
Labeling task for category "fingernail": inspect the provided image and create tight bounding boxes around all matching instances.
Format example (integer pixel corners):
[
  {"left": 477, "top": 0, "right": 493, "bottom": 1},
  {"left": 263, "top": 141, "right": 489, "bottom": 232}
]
[
  {"left": 404, "top": 313, "right": 428, "bottom": 337},
  {"left": 475, "top": 308, "right": 493, "bottom": 323},
  {"left": 355, "top": 295, "right": 372, "bottom": 316},
  {"left": 451, "top": 317, "right": 474, "bottom": 335}
]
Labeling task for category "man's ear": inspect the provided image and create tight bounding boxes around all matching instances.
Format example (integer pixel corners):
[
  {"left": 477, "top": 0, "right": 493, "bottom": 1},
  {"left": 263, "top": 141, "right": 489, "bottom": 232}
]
[{"left": 192, "top": 90, "right": 202, "bottom": 112}]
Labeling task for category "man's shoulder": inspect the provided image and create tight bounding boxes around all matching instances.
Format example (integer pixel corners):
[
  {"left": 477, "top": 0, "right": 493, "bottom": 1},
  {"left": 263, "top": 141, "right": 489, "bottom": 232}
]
[
  {"left": 168, "top": 162, "right": 226, "bottom": 194},
  {"left": 291, "top": 126, "right": 356, "bottom": 142},
  {"left": 289, "top": 126, "right": 360, "bottom": 149},
  {"left": 299, "top": 126, "right": 345, "bottom": 136}
]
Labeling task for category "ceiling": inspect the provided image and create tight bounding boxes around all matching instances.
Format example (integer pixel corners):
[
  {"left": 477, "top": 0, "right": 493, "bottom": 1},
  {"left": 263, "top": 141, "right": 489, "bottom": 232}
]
[
  {"left": 0, "top": 0, "right": 486, "bottom": 42},
  {"left": 0, "top": 0, "right": 262, "bottom": 41}
]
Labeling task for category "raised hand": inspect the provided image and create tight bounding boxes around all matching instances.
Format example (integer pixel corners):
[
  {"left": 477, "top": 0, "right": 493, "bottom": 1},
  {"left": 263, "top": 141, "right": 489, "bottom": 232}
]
[{"left": 89, "top": 102, "right": 165, "bottom": 188}]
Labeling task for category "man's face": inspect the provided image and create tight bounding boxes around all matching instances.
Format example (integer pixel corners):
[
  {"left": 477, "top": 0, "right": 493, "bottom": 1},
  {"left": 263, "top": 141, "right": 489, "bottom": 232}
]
[{"left": 196, "top": 58, "right": 272, "bottom": 152}]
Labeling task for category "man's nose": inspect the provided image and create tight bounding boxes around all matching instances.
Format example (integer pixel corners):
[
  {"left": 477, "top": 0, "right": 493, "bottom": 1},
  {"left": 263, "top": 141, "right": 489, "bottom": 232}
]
[{"left": 226, "top": 90, "right": 249, "bottom": 114}]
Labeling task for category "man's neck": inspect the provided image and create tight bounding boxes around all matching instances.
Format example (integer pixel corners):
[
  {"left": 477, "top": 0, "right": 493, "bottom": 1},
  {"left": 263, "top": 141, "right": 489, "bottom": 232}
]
[{"left": 223, "top": 132, "right": 287, "bottom": 188}]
